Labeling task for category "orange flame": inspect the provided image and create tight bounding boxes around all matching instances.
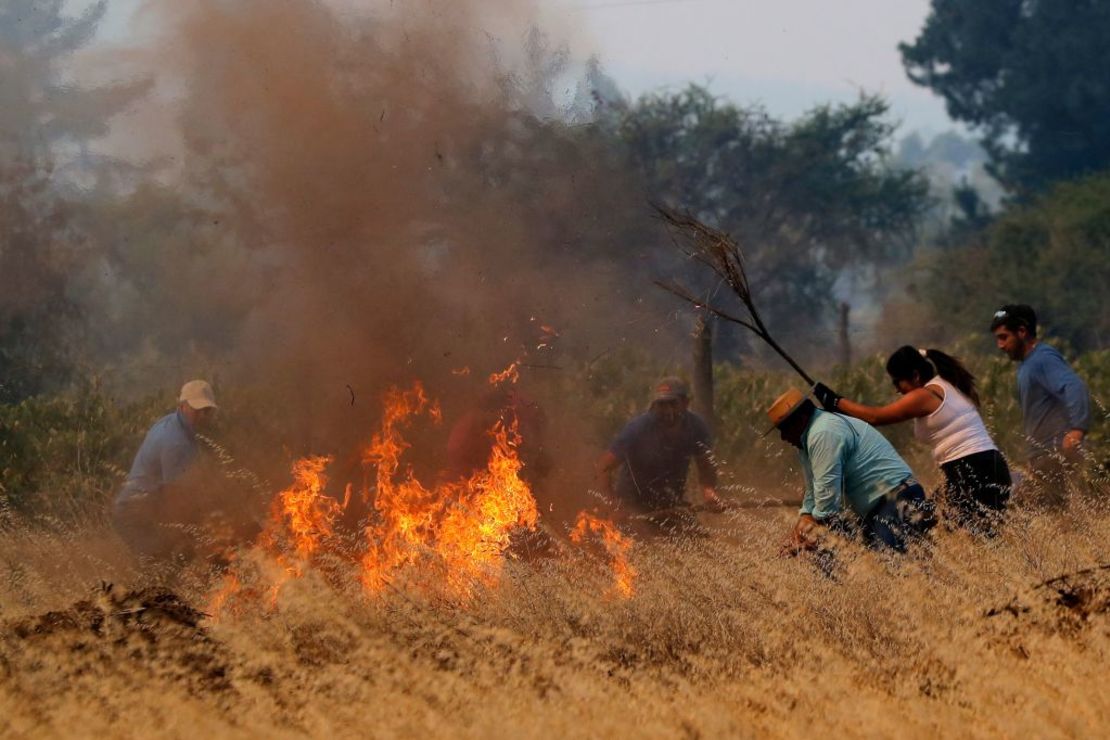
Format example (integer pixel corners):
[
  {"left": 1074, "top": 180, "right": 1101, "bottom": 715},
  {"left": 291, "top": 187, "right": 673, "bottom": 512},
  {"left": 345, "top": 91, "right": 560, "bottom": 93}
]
[
  {"left": 206, "top": 571, "right": 242, "bottom": 621},
  {"left": 275, "top": 455, "right": 340, "bottom": 560},
  {"left": 570, "top": 511, "right": 637, "bottom": 599},
  {"left": 487, "top": 361, "right": 520, "bottom": 386},
  {"left": 360, "top": 381, "right": 537, "bottom": 598},
  {"left": 206, "top": 368, "right": 565, "bottom": 614},
  {"left": 205, "top": 455, "right": 343, "bottom": 618}
]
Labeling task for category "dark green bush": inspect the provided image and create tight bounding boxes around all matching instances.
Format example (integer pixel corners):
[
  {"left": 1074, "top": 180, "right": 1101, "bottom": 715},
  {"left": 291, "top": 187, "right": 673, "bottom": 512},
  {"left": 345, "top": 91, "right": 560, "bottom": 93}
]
[{"left": 0, "top": 381, "right": 163, "bottom": 522}]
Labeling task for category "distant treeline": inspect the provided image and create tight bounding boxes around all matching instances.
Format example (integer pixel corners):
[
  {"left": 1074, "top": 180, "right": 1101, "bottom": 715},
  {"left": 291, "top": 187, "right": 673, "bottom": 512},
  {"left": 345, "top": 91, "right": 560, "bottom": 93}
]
[{"left": 3, "top": 0, "right": 1110, "bottom": 410}]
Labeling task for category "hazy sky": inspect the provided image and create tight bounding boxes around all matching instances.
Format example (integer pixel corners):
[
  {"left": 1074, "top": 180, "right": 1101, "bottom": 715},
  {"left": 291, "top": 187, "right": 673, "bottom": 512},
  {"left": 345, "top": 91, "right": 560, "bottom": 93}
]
[
  {"left": 93, "top": 0, "right": 953, "bottom": 133},
  {"left": 566, "top": 0, "right": 950, "bottom": 131}
]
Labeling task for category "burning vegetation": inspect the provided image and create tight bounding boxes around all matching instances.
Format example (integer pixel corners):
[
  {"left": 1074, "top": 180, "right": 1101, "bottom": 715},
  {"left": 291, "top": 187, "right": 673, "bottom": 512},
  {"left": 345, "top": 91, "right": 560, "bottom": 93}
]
[
  {"left": 3, "top": 0, "right": 1110, "bottom": 737},
  {"left": 207, "top": 366, "right": 635, "bottom": 618}
]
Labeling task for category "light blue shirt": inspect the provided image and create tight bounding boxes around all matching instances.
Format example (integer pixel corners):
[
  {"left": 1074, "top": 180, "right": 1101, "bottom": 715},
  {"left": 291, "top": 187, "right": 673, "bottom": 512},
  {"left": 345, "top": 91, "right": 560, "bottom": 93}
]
[
  {"left": 1017, "top": 343, "right": 1090, "bottom": 458},
  {"left": 798, "top": 410, "right": 914, "bottom": 520},
  {"left": 117, "top": 411, "right": 198, "bottom": 502}
]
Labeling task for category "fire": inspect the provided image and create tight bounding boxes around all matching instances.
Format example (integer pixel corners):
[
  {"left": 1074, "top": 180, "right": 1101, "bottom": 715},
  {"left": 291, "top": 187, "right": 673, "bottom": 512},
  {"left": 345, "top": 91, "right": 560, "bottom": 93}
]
[
  {"left": 274, "top": 455, "right": 340, "bottom": 560},
  {"left": 360, "top": 380, "right": 538, "bottom": 598},
  {"left": 487, "top": 361, "right": 520, "bottom": 386},
  {"left": 570, "top": 511, "right": 637, "bottom": 599},
  {"left": 206, "top": 571, "right": 242, "bottom": 621},
  {"left": 206, "top": 355, "right": 636, "bottom": 615}
]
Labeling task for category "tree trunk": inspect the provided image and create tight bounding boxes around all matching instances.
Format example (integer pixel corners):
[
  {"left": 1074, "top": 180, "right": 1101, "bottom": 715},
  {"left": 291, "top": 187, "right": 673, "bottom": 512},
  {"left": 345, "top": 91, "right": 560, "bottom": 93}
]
[
  {"left": 692, "top": 313, "right": 715, "bottom": 432},
  {"left": 838, "top": 302, "right": 851, "bottom": 368}
]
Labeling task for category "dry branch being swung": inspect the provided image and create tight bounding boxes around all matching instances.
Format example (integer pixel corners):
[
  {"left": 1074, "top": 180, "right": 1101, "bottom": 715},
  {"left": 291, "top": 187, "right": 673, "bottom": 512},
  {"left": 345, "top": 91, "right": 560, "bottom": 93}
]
[{"left": 652, "top": 204, "right": 814, "bottom": 386}]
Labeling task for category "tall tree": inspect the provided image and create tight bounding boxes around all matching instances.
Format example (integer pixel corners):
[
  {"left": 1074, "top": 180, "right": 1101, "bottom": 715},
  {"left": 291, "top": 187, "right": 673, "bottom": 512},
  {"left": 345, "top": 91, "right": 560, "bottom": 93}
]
[
  {"left": 901, "top": 0, "right": 1110, "bottom": 193},
  {"left": 922, "top": 172, "right": 1110, "bottom": 351},
  {"left": 604, "top": 86, "right": 928, "bottom": 355},
  {"left": 0, "top": 0, "right": 146, "bottom": 402}
]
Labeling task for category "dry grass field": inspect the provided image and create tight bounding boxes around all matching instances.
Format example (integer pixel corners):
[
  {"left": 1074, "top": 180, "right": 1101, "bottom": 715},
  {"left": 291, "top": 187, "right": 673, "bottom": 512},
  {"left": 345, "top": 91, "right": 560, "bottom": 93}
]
[{"left": 1, "top": 487, "right": 1108, "bottom": 739}]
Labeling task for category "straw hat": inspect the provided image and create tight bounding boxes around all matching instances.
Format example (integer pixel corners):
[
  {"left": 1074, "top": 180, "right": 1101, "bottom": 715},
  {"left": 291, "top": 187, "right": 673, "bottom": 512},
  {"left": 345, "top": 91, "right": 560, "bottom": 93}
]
[{"left": 765, "top": 387, "right": 807, "bottom": 433}]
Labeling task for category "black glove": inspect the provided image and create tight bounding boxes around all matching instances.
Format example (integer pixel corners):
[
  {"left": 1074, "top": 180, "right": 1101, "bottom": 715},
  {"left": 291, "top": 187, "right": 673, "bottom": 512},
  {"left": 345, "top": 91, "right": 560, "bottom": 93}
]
[{"left": 812, "top": 382, "right": 842, "bottom": 411}]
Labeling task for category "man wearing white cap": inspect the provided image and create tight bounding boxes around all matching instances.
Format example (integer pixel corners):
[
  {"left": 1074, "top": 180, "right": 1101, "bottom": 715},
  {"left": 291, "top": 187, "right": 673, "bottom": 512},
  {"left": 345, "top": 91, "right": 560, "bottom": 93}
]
[
  {"left": 111, "top": 380, "right": 218, "bottom": 559},
  {"left": 768, "top": 387, "right": 932, "bottom": 554}
]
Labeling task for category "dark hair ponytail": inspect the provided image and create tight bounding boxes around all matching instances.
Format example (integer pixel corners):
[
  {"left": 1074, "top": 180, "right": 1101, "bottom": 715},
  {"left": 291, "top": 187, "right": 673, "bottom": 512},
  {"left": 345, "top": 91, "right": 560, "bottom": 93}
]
[{"left": 885, "top": 345, "right": 981, "bottom": 407}]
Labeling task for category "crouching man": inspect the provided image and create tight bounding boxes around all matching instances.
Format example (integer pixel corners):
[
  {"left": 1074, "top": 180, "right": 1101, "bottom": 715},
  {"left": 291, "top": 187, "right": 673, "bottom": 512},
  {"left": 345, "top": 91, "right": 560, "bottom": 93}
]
[
  {"left": 111, "top": 380, "right": 218, "bottom": 562},
  {"left": 768, "top": 388, "right": 933, "bottom": 554},
  {"left": 596, "top": 377, "right": 723, "bottom": 535}
]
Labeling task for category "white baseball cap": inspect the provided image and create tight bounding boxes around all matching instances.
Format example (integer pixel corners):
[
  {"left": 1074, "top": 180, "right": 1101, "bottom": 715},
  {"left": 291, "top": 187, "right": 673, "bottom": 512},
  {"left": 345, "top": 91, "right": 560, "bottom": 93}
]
[{"left": 179, "top": 380, "right": 218, "bottom": 410}]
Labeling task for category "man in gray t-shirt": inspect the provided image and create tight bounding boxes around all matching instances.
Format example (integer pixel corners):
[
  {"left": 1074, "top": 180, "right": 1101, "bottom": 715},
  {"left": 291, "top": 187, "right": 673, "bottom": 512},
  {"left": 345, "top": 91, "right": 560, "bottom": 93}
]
[
  {"left": 112, "top": 380, "right": 218, "bottom": 559},
  {"left": 595, "top": 378, "right": 722, "bottom": 529},
  {"left": 991, "top": 305, "right": 1091, "bottom": 503}
]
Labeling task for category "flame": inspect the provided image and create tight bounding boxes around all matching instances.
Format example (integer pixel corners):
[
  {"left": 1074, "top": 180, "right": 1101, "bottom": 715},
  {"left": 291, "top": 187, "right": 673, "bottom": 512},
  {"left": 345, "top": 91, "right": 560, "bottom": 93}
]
[
  {"left": 570, "top": 511, "right": 637, "bottom": 599},
  {"left": 487, "top": 361, "right": 520, "bottom": 386},
  {"left": 205, "top": 455, "right": 343, "bottom": 618},
  {"left": 206, "top": 571, "right": 242, "bottom": 621},
  {"left": 273, "top": 455, "right": 340, "bottom": 560},
  {"left": 360, "top": 381, "right": 537, "bottom": 598},
  {"left": 205, "top": 366, "right": 587, "bottom": 614}
]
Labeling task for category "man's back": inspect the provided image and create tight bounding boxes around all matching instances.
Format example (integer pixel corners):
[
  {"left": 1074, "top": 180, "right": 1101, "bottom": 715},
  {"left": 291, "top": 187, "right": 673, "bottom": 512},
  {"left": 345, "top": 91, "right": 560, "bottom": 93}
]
[
  {"left": 118, "top": 411, "right": 197, "bottom": 502},
  {"left": 800, "top": 410, "right": 913, "bottom": 519},
  {"left": 610, "top": 410, "right": 711, "bottom": 509},
  {"left": 1017, "top": 343, "right": 1091, "bottom": 457}
]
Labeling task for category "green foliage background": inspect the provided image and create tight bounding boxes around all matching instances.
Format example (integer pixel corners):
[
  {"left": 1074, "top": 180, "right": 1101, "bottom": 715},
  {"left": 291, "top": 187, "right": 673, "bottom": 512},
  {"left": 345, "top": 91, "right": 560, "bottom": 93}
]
[
  {"left": 921, "top": 173, "right": 1110, "bottom": 351},
  {"left": 3, "top": 345, "right": 1105, "bottom": 521}
]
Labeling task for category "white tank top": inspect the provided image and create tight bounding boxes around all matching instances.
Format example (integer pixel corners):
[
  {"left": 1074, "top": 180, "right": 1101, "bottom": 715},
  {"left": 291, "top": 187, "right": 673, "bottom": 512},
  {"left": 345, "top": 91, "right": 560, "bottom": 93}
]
[{"left": 913, "top": 377, "right": 997, "bottom": 465}]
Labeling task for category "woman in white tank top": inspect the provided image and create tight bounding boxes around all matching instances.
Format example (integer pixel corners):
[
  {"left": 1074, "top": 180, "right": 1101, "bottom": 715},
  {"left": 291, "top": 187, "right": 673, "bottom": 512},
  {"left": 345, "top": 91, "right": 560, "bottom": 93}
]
[{"left": 811, "top": 346, "right": 1011, "bottom": 534}]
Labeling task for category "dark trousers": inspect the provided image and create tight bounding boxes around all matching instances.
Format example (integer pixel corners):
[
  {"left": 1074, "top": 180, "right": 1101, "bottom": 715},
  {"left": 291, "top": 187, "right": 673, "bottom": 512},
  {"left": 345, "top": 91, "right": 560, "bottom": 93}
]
[
  {"left": 1024, "top": 453, "right": 1078, "bottom": 510},
  {"left": 111, "top": 494, "right": 194, "bottom": 561},
  {"left": 940, "top": 449, "right": 1011, "bottom": 533},
  {"left": 864, "top": 482, "right": 933, "bottom": 552},
  {"left": 829, "top": 482, "right": 933, "bottom": 553}
]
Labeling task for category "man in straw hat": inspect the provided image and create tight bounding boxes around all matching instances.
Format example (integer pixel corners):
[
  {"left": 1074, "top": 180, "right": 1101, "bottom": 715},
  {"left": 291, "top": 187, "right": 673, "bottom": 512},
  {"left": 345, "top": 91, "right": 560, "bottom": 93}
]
[
  {"left": 111, "top": 380, "right": 219, "bottom": 561},
  {"left": 596, "top": 376, "right": 723, "bottom": 534},
  {"left": 768, "top": 387, "right": 933, "bottom": 554}
]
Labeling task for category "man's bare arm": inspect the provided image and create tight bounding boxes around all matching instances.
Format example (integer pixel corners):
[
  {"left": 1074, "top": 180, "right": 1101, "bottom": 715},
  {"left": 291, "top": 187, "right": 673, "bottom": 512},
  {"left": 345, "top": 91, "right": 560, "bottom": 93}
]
[{"left": 695, "top": 450, "right": 723, "bottom": 508}]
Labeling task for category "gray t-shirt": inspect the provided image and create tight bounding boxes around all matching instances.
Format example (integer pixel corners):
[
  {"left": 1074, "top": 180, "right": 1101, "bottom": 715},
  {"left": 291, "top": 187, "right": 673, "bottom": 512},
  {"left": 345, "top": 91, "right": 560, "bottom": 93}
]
[
  {"left": 117, "top": 411, "right": 198, "bottom": 502},
  {"left": 609, "top": 410, "right": 712, "bottom": 510}
]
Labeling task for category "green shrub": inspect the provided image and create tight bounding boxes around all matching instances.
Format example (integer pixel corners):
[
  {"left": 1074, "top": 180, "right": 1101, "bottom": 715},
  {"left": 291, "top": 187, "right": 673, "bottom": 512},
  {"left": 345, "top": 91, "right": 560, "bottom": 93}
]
[{"left": 0, "top": 380, "right": 163, "bottom": 522}]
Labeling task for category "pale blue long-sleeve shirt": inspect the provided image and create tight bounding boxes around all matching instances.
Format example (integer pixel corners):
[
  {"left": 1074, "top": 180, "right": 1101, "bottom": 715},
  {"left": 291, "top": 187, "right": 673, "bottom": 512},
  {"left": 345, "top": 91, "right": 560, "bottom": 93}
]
[
  {"left": 117, "top": 410, "right": 198, "bottom": 502},
  {"left": 798, "top": 410, "right": 914, "bottom": 521},
  {"left": 1017, "top": 343, "right": 1091, "bottom": 458}
]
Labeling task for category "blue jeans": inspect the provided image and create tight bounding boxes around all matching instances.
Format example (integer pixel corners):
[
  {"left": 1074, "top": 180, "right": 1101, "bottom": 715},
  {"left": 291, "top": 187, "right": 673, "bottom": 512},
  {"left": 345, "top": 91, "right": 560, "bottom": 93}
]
[
  {"left": 861, "top": 482, "right": 933, "bottom": 552},
  {"left": 827, "top": 482, "right": 932, "bottom": 553}
]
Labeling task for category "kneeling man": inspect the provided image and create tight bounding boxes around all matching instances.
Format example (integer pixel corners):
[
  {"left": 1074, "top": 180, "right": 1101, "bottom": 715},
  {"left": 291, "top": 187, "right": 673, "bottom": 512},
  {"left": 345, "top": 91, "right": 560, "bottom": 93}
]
[{"left": 769, "top": 388, "right": 933, "bottom": 554}]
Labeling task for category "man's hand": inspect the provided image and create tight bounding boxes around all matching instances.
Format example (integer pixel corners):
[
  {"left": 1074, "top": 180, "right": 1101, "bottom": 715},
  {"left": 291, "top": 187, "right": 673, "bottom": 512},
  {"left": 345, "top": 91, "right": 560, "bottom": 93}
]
[
  {"left": 701, "top": 486, "right": 725, "bottom": 513},
  {"left": 1062, "top": 429, "right": 1085, "bottom": 454},
  {"left": 812, "top": 382, "right": 842, "bottom": 412},
  {"left": 780, "top": 514, "right": 821, "bottom": 556}
]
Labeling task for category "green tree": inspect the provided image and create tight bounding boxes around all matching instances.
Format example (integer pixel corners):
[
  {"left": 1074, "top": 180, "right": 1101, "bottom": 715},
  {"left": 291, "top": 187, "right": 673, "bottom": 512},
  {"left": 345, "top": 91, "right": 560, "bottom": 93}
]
[
  {"left": 923, "top": 173, "right": 1110, "bottom": 350},
  {"left": 901, "top": 0, "right": 1110, "bottom": 193},
  {"left": 604, "top": 86, "right": 928, "bottom": 353},
  {"left": 0, "top": 1, "right": 147, "bottom": 402}
]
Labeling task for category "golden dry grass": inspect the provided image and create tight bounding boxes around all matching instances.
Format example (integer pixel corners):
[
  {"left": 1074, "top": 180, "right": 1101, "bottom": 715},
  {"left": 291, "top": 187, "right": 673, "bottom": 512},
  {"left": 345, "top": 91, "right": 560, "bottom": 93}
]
[{"left": 1, "top": 491, "right": 1108, "bottom": 739}]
